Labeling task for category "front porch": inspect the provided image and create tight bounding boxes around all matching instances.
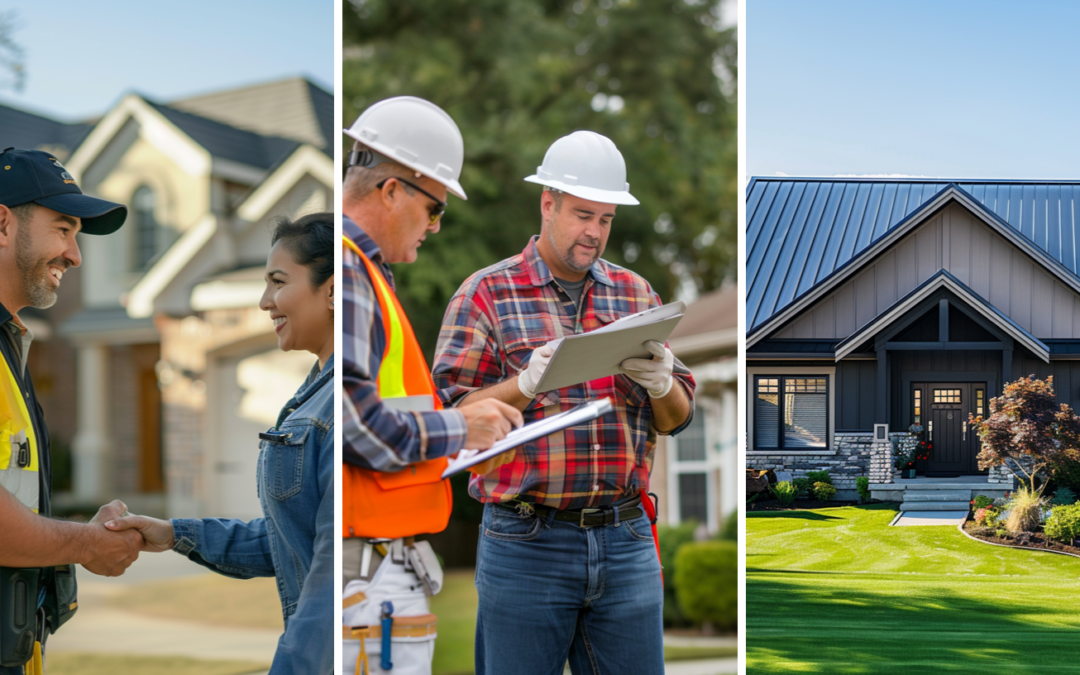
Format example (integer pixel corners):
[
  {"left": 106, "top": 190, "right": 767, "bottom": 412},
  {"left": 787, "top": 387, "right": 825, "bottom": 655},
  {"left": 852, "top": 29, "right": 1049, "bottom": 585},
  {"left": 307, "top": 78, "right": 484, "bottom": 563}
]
[{"left": 870, "top": 475, "right": 1014, "bottom": 510}]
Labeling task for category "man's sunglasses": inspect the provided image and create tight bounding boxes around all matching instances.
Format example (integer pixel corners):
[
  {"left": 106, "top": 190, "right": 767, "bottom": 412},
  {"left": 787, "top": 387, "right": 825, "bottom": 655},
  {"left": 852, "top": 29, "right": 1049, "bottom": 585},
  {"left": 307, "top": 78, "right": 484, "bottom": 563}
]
[{"left": 376, "top": 177, "right": 447, "bottom": 225}]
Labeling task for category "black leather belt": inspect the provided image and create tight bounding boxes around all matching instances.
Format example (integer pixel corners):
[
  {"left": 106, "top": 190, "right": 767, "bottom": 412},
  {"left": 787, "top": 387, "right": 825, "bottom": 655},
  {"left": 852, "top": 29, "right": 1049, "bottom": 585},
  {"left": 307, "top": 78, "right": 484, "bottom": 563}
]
[{"left": 500, "top": 493, "right": 644, "bottom": 528}]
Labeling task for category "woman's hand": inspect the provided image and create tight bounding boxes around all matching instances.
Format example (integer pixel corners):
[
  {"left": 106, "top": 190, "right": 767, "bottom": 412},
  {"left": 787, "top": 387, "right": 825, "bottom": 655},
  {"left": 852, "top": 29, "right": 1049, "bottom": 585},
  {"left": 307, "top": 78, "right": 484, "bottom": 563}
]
[{"left": 105, "top": 514, "right": 177, "bottom": 553}]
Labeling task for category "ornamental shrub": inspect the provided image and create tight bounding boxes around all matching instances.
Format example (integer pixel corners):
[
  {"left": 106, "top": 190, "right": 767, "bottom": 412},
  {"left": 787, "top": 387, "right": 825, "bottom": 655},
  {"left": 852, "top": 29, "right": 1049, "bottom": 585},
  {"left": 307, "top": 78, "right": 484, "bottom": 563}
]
[
  {"left": 771, "top": 481, "right": 797, "bottom": 507},
  {"left": 792, "top": 477, "right": 811, "bottom": 497},
  {"left": 1044, "top": 503, "right": 1080, "bottom": 543},
  {"left": 1052, "top": 487, "right": 1077, "bottom": 506},
  {"left": 1005, "top": 486, "right": 1046, "bottom": 534},
  {"left": 806, "top": 470, "right": 832, "bottom": 485},
  {"left": 856, "top": 476, "right": 871, "bottom": 503},
  {"left": 720, "top": 509, "right": 737, "bottom": 541},
  {"left": 674, "top": 540, "right": 737, "bottom": 632},
  {"left": 812, "top": 482, "right": 837, "bottom": 501},
  {"left": 971, "top": 495, "right": 995, "bottom": 510}
]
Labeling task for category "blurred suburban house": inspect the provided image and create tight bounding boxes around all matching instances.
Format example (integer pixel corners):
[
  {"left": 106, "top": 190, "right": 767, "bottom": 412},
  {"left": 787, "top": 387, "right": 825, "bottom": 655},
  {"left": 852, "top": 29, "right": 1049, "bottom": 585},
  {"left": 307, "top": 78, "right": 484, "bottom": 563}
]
[
  {"left": 0, "top": 77, "right": 333, "bottom": 519},
  {"left": 652, "top": 287, "right": 738, "bottom": 535}
]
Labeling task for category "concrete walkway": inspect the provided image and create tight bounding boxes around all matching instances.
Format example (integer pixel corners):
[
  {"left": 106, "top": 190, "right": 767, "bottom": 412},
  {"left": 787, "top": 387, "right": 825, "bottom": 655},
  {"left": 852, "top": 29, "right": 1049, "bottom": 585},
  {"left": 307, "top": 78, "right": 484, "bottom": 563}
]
[{"left": 46, "top": 553, "right": 278, "bottom": 670}]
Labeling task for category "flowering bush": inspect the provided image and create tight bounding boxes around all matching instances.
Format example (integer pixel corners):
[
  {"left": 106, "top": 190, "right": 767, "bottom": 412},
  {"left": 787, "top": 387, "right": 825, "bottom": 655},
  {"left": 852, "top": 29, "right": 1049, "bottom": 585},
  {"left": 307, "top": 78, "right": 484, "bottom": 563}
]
[
  {"left": 973, "top": 507, "right": 993, "bottom": 526},
  {"left": 915, "top": 440, "right": 932, "bottom": 462},
  {"left": 971, "top": 495, "right": 994, "bottom": 510}
]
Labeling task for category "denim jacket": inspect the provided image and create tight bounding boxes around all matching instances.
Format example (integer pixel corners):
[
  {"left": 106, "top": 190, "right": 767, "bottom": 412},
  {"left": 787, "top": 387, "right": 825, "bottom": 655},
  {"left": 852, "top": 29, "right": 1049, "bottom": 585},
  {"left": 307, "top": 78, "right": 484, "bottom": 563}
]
[{"left": 171, "top": 354, "right": 334, "bottom": 674}]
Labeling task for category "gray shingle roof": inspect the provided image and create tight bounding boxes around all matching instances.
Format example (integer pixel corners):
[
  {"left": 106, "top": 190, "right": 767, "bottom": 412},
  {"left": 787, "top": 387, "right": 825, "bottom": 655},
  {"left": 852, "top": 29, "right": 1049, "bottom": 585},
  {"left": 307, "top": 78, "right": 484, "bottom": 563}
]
[
  {"left": 143, "top": 100, "right": 300, "bottom": 170},
  {"left": 0, "top": 102, "right": 90, "bottom": 157}
]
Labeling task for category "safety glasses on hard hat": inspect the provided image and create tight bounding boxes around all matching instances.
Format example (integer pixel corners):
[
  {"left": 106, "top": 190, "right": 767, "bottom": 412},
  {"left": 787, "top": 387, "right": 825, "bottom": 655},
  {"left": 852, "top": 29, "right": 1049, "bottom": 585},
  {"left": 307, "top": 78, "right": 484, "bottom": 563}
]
[{"left": 376, "top": 177, "right": 447, "bottom": 225}]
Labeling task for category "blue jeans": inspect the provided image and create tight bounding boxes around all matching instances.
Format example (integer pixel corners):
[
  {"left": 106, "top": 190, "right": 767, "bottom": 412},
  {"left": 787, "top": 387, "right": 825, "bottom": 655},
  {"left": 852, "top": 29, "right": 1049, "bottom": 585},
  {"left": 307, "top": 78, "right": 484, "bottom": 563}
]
[{"left": 474, "top": 502, "right": 664, "bottom": 675}]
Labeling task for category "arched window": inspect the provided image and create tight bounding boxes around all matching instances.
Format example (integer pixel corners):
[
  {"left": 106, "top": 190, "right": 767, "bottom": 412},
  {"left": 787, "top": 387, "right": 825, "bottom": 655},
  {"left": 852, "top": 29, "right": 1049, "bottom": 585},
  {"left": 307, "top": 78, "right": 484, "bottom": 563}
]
[{"left": 132, "top": 186, "right": 157, "bottom": 271}]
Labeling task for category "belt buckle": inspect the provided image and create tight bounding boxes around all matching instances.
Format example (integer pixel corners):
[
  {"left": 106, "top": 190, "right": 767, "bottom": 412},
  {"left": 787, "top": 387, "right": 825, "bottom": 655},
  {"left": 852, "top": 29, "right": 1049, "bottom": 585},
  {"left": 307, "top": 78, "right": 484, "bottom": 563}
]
[{"left": 578, "top": 508, "right": 601, "bottom": 528}]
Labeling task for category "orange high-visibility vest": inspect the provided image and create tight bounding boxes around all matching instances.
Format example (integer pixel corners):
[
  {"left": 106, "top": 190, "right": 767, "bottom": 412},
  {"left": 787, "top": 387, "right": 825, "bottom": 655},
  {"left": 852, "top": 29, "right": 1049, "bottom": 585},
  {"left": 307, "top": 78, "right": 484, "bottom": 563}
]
[{"left": 343, "top": 235, "right": 453, "bottom": 539}]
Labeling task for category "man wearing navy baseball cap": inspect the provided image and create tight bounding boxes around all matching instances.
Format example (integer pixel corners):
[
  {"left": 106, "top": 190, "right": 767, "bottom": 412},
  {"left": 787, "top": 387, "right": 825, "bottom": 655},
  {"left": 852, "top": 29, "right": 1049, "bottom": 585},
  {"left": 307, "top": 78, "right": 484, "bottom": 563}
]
[{"left": 0, "top": 148, "right": 144, "bottom": 673}]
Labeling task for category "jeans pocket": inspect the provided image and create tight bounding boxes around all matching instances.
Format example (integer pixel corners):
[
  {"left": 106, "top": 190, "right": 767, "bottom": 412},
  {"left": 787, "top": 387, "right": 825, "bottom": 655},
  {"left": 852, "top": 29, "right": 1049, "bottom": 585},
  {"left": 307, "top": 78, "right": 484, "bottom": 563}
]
[
  {"left": 624, "top": 513, "right": 655, "bottom": 541},
  {"left": 259, "top": 425, "right": 309, "bottom": 501},
  {"left": 483, "top": 507, "right": 543, "bottom": 541}
]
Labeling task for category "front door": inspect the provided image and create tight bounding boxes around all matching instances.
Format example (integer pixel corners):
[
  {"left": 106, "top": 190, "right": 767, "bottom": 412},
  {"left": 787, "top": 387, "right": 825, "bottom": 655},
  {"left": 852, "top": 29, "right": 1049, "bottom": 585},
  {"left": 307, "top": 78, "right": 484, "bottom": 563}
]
[{"left": 911, "top": 382, "right": 987, "bottom": 476}]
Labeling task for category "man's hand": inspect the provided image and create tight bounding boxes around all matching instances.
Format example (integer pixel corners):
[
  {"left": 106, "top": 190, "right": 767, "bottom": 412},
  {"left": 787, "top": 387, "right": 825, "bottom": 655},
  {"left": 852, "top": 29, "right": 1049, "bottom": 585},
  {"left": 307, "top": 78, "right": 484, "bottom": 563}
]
[
  {"left": 461, "top": 399, "right": 524, "bottom": 450},
  {"left": 89, "top": 499, "right": 129, "bottom": 525},
  {"left": 105, "top": 514, "right": 176, "bottom": 553},
  {"left": 81, "top": 500, "right": 142, "bottom": 577},
  {"left": 619, "top": 340, "right": 675, "bottom": 398},
  {"left": 516, "top": 339, "right": 562, "bottom": 400},
  {"left": 469, "top": 449, "right": 517, "bottom": 476}
]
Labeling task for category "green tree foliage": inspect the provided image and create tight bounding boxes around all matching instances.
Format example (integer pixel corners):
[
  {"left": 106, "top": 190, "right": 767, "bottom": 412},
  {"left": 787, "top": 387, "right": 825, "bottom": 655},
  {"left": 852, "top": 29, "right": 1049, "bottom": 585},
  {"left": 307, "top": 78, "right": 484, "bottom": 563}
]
[{"left": 344, "top": 0, "right": 736, "bottom": 355}]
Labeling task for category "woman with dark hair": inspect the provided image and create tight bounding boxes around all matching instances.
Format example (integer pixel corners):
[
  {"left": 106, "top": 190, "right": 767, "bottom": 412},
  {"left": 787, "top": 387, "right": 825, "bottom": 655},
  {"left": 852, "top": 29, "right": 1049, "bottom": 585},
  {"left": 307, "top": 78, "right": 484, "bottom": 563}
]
[{"left": 105, "top": 212, "right": 335, "bottom": 674}]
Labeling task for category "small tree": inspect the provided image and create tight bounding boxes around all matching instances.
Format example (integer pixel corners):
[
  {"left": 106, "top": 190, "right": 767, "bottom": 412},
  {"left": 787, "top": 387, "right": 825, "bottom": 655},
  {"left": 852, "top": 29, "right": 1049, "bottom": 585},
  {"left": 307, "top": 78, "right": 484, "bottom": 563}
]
[{"left": 969, "top": 376, "right": 1080, "bottom": 496}]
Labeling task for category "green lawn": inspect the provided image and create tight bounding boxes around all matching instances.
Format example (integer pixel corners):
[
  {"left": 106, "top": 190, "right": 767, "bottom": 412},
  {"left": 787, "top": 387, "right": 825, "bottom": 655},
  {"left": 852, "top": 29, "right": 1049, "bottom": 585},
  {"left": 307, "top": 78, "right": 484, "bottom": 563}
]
[{"left": 748, "top": 504, "right": 1080, "bottom": 674}]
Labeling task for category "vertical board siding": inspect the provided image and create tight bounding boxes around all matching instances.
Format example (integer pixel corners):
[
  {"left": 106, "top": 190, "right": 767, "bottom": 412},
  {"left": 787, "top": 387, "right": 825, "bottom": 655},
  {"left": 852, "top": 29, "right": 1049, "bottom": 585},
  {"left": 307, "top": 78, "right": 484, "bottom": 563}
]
[
  {"left": 766, "top": 203, "right": 1080, "bottom": 340},
  {"left": 836, "top": 360, "right": 877, "bottom": 430}
]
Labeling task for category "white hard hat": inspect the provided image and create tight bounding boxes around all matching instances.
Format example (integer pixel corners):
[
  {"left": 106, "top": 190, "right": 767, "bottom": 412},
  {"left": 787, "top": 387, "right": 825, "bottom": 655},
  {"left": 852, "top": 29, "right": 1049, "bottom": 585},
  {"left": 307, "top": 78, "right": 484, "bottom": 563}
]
[
  {"left": 344, "top": 96, "right": 467, "bottom": 200},
  {"left": 524, "top": 130, "right": 639, "bottom": 206}
]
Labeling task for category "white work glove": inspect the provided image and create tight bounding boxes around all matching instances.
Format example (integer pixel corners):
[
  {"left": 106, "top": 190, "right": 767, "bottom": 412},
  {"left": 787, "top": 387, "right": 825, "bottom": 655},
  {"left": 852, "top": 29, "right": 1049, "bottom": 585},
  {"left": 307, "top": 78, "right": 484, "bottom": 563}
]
[
  {"left": 516, "top": 339, "right": 562, "bottom": 400},
  {"left": 619, "top": 340, "right": 675, "bottom": 398}
]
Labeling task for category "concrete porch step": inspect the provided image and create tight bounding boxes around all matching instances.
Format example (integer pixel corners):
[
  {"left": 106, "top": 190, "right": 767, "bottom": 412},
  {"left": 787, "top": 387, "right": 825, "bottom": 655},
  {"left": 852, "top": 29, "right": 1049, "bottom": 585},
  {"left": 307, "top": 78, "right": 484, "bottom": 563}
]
[
  {"left": 902, "top": 490, "right": 971, "bottom": 502},
  {"left": 899, "top": 501, "right": 971, "bottom": 511}
]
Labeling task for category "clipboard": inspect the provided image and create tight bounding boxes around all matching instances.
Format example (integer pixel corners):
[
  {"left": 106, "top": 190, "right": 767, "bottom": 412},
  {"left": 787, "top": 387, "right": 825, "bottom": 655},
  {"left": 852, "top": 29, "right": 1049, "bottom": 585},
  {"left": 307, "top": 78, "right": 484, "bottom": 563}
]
[
  {"left": 442, "top": 398, "right": 614, "bottom": 478},
  {"left": 534, "top": 301, "right": 686, "bottom": 393}
]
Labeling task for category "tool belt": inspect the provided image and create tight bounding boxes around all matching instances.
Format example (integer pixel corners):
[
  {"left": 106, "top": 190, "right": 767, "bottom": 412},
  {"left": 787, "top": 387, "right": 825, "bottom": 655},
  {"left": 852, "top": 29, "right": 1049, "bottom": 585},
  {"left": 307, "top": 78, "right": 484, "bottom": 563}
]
[{"left": 501, "top": 492, "right": 644, "bottom": 528}]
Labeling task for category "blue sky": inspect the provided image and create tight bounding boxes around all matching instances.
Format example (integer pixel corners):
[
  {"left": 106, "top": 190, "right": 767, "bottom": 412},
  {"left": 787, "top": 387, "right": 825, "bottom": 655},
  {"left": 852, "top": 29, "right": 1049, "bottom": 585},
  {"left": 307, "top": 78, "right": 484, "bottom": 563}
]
[
  {"left": 748, "top": 0, "right": 1080, "bottom": 179},
  {"left": 0, "top": 1, "right": 333, "bottom": 121}
]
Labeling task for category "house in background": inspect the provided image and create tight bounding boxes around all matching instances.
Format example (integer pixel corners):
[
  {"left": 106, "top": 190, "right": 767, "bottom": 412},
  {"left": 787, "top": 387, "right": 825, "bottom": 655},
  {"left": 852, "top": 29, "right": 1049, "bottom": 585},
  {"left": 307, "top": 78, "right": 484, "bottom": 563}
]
[
  {"left": 2, "top": 77, "right": 333, "bottom": 519},
  {"left": 745, "top": 178, "right": 1080, "bottom": 508},
  {"left": 651, "top": 287, "right": 738, "bottom": 535}
]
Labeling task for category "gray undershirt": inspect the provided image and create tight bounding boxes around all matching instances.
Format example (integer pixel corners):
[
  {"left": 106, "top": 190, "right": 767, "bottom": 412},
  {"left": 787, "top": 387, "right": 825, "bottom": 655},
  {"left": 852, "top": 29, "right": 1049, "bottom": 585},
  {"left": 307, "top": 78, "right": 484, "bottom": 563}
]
[{"left": 554, "top": 276, "right": 588, "bottom": 309}]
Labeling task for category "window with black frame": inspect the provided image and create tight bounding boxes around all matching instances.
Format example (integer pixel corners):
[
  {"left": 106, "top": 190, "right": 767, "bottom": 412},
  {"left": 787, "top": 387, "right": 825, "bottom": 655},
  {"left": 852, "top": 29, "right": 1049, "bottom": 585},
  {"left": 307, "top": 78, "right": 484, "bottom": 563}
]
[{"left": 754, "top": 376, "right": 828, "bottom": 450}]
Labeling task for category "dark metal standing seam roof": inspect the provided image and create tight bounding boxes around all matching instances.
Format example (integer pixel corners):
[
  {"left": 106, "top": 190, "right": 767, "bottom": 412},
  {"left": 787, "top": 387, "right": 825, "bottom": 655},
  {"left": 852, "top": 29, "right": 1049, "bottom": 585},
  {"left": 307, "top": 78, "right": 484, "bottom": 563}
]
[{"left": 746, "top": 177, "right": 1080, "bottom": 335}]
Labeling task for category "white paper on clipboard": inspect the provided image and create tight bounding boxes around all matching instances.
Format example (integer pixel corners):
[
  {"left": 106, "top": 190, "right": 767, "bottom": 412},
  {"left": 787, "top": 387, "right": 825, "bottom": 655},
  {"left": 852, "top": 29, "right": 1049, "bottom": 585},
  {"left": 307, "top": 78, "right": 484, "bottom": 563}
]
[
  {"left": 533, "top": 301, "right": 686, "bottom": 393},
  {"left": 442, "top": 398, "right": 614, "bottom": 478}
]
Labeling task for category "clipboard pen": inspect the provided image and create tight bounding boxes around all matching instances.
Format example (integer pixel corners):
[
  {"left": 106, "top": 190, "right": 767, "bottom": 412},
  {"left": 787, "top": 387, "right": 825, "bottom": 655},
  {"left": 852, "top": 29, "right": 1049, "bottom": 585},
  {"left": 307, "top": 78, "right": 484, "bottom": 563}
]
[{"left": 442, "top": 398, "right": 614, "bottom": 478}]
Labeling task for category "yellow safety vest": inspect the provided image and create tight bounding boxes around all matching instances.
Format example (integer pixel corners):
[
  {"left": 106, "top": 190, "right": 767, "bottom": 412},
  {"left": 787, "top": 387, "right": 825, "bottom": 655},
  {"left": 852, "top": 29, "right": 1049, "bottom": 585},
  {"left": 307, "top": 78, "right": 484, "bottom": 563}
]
[{"left": 0, "top": 347, "right": 39, "bottom": 512}]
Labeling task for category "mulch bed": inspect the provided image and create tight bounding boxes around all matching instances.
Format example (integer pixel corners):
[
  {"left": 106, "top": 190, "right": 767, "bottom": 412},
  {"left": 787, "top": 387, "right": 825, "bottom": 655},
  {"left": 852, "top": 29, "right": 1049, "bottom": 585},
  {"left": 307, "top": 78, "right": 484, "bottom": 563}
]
[
  {"left": 747, "top": 498, "right": 862, "bottom": 511},
  {"left": 962, "top": 520, "right": 1080, "bottom": 556}
]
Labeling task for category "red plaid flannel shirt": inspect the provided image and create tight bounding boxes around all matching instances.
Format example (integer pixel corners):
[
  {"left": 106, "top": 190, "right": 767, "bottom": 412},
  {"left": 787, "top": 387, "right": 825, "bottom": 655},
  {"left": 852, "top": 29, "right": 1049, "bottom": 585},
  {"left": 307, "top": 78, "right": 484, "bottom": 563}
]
[{"left": 432, "top": 235, "right": 696, "bottom": 510}]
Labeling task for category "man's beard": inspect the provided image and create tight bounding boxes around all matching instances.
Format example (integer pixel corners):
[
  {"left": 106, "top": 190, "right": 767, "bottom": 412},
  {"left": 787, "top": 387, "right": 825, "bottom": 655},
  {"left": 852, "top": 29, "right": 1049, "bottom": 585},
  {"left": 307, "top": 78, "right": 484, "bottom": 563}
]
[
  {"left": 15, "top": 225, "right": 63, "bottom": 309},
  {"left": 547, "top": 228, "right": 600, "bottom": 272}
]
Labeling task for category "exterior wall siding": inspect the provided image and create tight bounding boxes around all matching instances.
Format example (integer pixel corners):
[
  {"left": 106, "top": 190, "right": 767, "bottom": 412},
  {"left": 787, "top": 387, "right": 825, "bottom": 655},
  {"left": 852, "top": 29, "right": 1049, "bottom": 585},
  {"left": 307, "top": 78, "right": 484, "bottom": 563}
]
[{"left": 772, "top": 203, "right": 1080, "bottom": 340}]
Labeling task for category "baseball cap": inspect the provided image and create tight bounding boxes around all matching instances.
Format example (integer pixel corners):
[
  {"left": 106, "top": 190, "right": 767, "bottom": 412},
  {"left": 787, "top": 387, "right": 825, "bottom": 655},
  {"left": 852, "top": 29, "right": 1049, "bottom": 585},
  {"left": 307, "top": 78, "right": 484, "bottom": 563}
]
[{"left": 0, "top": 148, "right": 127, "bottom": 235}]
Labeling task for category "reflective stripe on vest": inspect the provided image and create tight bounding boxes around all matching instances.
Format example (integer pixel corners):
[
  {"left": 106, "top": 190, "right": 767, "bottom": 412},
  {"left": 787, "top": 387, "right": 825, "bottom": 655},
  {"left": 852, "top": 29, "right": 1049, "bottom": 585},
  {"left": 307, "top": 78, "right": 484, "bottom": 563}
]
[
  {"left": 343, "top": 235, "right": 442, "bottom": 411},
  {"left": 0, "top": 350, "right": 39, "bottom": 513}
]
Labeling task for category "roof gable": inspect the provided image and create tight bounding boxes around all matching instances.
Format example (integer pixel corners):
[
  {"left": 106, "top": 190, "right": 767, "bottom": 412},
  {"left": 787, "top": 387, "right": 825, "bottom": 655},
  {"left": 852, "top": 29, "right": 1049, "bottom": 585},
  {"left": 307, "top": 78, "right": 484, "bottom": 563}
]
[
  {"left": 748, "top": 179, "right": 1080, "bottom": 343},
  {"left": 834, "top": 270, "right": 1049, "bottom": 362}
]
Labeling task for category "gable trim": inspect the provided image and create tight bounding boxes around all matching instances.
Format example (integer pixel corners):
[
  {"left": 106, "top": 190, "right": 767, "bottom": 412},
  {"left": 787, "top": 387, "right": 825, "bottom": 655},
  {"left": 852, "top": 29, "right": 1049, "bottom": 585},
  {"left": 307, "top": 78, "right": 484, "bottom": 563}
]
[
  {"left": 67, "top": 95, "right": 211, "bottom": 180},
  {"left": 833, "top": 270, "right": 1049, "bottom": 363},
  {"left": 748, "top": 185, "right": 1080, "bottom": 348},
  {"left": 236, "top": 145, "right": 333, "bottom": 223}
]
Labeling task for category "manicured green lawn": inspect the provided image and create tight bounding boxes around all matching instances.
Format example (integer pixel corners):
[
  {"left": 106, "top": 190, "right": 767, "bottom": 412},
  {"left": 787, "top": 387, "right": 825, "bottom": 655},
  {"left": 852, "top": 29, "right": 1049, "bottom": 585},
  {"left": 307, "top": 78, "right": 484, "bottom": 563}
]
[{"left": 748, "top": 504, "right": 1080, "bottom": 674}]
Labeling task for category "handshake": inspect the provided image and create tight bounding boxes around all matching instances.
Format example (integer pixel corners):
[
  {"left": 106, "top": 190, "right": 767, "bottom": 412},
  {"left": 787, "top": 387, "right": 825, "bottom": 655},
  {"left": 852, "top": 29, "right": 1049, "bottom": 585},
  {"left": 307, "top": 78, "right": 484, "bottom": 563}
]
[{"left": 80, "top": 500, "right": 178, "bottom": 577}]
